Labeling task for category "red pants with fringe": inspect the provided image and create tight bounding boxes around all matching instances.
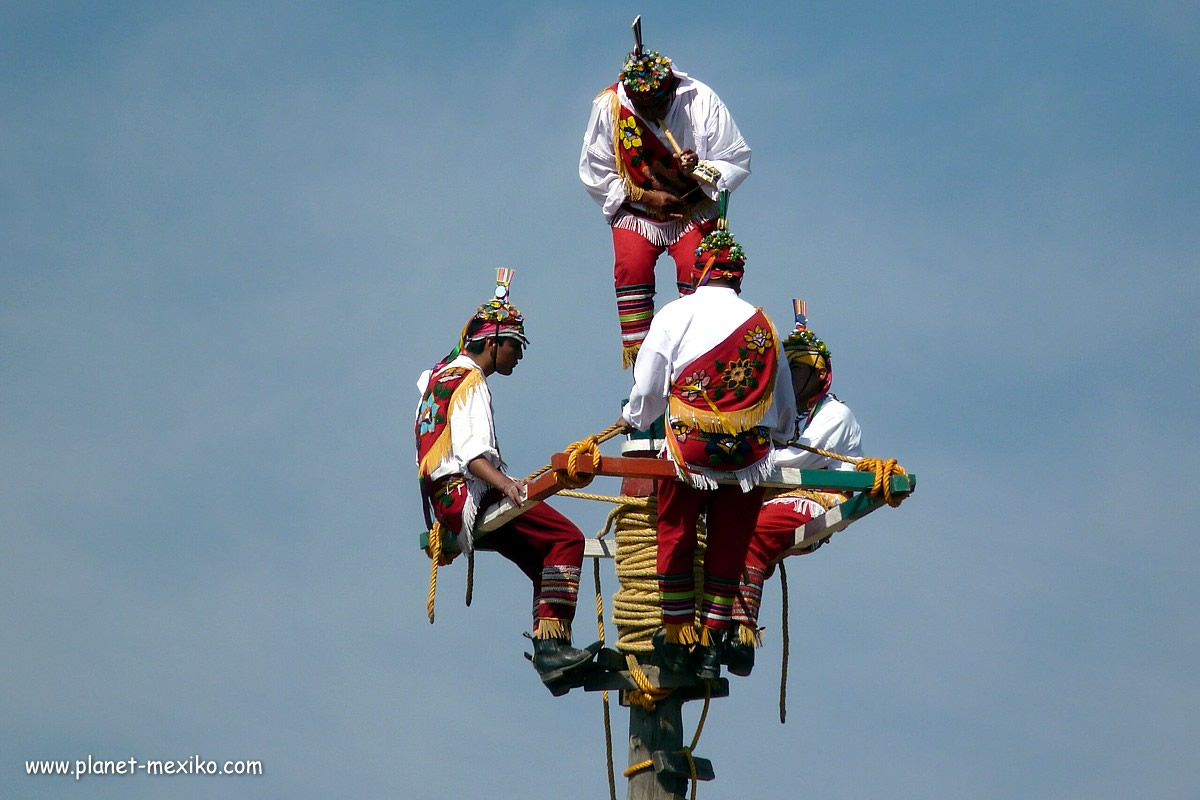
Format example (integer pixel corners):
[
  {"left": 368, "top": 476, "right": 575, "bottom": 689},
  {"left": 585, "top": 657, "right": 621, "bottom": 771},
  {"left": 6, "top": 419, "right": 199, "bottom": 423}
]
[
  {"left": 732, "top": 500, "right": 819, "bottom": 629},
  {"left": 612, "top": 224, "right": 704, "bottom": 358},
  {"left": 655, "top": 477, "right": 765, "bottom": 634},
  {"left": 473, "top": 492, "right": 584, "bottom": 632}
]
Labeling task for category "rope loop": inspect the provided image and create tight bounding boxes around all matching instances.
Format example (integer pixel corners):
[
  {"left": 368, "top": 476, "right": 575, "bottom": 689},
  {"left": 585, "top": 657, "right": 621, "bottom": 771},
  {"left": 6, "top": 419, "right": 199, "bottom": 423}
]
[
  {"left": 559, "top": 434, "right": 602, "bottom": 489},
  {"left": 856, "top": 457, "right": 910, "bottom": 507}
]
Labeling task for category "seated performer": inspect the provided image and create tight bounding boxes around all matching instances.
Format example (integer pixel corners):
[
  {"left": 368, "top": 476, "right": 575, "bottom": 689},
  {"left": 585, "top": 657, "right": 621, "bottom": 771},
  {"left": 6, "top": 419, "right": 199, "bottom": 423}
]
[
  {"left": 618, "top": 210, "right": 794, "bottom": 680},
  {"left": 416, "top": 269, "right": 598, "bottom": 693},
  {"left": 726, "top": 301, "right": 864, "bottom": 676},
  {"left": 580, "top": 18, "right": 751, "bottom": 368}
]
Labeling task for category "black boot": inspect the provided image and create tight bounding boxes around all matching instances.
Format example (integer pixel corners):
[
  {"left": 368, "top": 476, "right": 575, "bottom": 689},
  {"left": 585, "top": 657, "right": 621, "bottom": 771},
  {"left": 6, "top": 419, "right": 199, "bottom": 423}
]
[
  {"left": 723, "top": 640, "right": 755, "bottom": 677},
  {"left": 695, "top": 630, "right": 726, "bottom": 681},
  {"left": 651, "top": 629, "right": 693, "bottom": 674},
  {"left": 531, "top": 637, "right": 600, "bottom": 692}
]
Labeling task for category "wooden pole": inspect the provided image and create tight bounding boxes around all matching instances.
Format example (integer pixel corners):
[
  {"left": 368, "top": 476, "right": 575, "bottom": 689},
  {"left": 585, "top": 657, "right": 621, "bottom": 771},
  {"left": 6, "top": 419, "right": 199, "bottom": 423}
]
[{"left": 627, "top": 693, "right": 687, "bottom": 800}]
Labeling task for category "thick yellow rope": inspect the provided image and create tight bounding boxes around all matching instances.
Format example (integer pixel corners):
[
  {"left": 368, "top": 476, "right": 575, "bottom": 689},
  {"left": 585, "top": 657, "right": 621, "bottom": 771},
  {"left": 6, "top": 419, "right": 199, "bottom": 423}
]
[
  {"left": 425, "top": 521, "right": 447, "bottom": 624},
  {"left": 855, "top": 457, "right": 910, "bottom": 507},
  {"left": 427, "top": 547, "right": 439, "bottom": 625},
  {"left": 523, "top": 423, "right": 625, "bottom": 484}
]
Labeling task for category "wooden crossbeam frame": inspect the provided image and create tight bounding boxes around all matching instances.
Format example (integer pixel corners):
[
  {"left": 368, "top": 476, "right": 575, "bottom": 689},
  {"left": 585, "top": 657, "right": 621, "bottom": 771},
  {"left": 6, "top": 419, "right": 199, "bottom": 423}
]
[{"left": 419, "top": 453, "right": 915, "bottom": 558}]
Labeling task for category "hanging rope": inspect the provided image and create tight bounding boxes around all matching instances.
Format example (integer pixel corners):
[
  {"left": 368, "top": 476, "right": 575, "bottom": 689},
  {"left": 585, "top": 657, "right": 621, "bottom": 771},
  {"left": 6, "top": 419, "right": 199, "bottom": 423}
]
[
  {"left": 594, "top": 554, "right": 618, "bottom": 800},
  {"left": 778, "top": 561, "right": 789, "bottom": 724},
  {"left": 425, "top": 521, "right": 450, "bottom": 624}
]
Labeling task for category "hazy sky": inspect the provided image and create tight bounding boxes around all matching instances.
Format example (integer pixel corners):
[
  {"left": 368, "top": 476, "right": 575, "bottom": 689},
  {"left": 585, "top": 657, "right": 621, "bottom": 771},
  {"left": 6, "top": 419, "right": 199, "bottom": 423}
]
[{"left": 3, "top": 2, "right": 1198, "bottom": 798}]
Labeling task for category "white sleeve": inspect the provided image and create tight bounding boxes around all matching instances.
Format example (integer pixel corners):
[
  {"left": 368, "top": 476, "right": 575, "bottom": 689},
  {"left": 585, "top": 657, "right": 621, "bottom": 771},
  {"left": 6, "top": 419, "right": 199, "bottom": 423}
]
[
  {"left": 768, "top": 330, "right": 796, "bottom": 444},
  {"left": 693, "top": 91, "right": 751, "bottom": 198},
  {"left": 623, "top": 313, "right": 675, "bottom": 430},
  {"left": 449, "top": 381, "right": 501, "bottom": 472},
  {"left": 773, "top": 402, "right": 862, "bottom": 471},
  {"left": 579, "top": 92, "right": 627, "bottom": 220}
]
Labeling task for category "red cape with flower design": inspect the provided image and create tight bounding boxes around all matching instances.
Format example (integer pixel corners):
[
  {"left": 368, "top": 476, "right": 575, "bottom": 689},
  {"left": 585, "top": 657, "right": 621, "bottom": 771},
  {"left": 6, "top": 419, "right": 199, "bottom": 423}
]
[
  {"left": 665, "top": 309, "right": 779, "bottom": 481},
  {"left": 603, "top": 84, "right": 705, "bottom": 211}
]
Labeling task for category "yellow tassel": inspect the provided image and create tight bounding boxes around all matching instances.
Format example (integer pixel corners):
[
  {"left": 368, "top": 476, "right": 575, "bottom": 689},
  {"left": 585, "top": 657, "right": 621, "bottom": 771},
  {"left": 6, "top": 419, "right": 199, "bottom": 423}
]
[
  {"left": 664, "top": 622, "right": 699, "bottom": 645},
  {"left": 535, "top": 617, "right": 571, "bottom": 641},
  {"left": 668, "top": 389, "right": 775, "bottom": 435},
  {"left": 417, "top": 369, "right": 485, "bottom": 478},
  {"left": 770, "top": 487, "right": 843, "bottom": 510},
  {"left": 738, "top": 624, "right": 764, "bottom": 647},
  {"left": 621, "top": 342, "right": 640, "bottom": 370}
]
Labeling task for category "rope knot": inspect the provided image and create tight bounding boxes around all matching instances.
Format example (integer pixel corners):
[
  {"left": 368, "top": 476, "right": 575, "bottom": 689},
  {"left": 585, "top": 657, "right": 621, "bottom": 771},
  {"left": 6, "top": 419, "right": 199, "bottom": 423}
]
[
  {"left": 856, "top": 457, "right": 910, "bottom": 507},
  {"left": 560, "top": 435, "right": 602, "bottom": 489}
]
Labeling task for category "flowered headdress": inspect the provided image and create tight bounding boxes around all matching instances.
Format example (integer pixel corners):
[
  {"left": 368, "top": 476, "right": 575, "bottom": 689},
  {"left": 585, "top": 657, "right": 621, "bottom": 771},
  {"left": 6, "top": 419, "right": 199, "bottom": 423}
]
[
  {"left": 439, "top": 268, "right": 528, "bottom": 366},
  {"left": 693, "top": 191, "right": 746, "bottom": 287},
  {"left": 620, "top": 50, "right": 674, "bottom": 94},
  {"left": 783, "top": 299, "right": 831, "bottom": 373},
  {"left": 619, "top": 16, "right": 675, "bottom": 95}
]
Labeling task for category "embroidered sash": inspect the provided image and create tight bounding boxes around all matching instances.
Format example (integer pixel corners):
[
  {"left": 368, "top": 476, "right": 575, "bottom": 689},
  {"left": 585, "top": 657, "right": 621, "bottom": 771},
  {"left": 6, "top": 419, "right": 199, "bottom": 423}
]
[
  {"left": 416, "top": 364, "right": 487, "bottom": 547},
  {"left": 416, "top": 366, "right": 478, "bottom": 480},
  {"left": 604, "top": 84, "right": 709, "bottom": 219},
  {"left": 665, "top": 309, "right": 778, "bottom": 485}
]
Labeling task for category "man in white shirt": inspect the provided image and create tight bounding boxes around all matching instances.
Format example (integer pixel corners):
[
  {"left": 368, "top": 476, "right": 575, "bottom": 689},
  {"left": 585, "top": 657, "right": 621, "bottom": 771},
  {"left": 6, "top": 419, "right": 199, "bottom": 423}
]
[
  {"left": 726, "top": 302, "right": 864, "bottom": 676},
  {"left": 618, "top": 221, "right": 793, "bottom": 680},
  {"left": 416, "top": 271, "right": 598, "bottom": 693},
  {"left": 580, "top": 39, "right": 751, "bottom": 368}
]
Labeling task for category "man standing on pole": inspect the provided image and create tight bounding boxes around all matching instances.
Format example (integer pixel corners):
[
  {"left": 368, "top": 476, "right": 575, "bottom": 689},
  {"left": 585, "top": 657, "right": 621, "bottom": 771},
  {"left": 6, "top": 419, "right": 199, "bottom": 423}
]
[
  {"left": 618, "top": 205, "right": 793, "bottom": 680},
  {"left": 580, "top": 16, "right": 751, "bottom": 368}
]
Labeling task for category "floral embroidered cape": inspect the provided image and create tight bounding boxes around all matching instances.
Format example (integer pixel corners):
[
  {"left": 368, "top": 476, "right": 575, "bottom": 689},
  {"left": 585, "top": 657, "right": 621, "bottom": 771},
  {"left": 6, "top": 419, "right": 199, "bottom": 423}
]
[
  {"left": 415, "top": 365, "right": 483, "bottom": 482},
  {"left": 664, "top": 309, "right": 780, "bottom": 488},
  {"left": 667, "top": 309, "right": 778, "bottom": 434}
]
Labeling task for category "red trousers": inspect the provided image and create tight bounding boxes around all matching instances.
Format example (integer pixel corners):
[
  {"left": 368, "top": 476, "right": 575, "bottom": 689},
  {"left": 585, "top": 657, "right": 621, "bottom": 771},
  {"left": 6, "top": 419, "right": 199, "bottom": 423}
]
[
  {"left": 612, "top": 223, "right": 704, "bottom": 359},
  {"left": 656, "top": 476, "right": 765, "bottom": 633},
  {"left": 474, "top": 494, "right": 584, "bottom": 630},
  {"left": 732, "top": 499, "right": 818, "bottom": 629}
]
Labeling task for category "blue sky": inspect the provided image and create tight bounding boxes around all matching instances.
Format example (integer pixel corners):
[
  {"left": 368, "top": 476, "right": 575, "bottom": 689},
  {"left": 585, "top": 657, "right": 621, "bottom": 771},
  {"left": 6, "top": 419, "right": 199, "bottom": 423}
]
[{"left": 3, "top": 2, "right": 1198, "bottom": 798}]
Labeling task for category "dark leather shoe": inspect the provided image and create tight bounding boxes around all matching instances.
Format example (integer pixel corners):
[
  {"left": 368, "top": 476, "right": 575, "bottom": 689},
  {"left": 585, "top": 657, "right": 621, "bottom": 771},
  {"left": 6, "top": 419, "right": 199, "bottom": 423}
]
[
  {"left": 651, "top": 629, "right": 693, "bottom": 674},
  {"left": 723, "top": 640, "right": 755, "bottom": 677},
  {"left": 695, "top": 641, "right": 723, "bottom": 681},
  {"left": 531, "top": 637, "right": 600, "bottom": 686}
]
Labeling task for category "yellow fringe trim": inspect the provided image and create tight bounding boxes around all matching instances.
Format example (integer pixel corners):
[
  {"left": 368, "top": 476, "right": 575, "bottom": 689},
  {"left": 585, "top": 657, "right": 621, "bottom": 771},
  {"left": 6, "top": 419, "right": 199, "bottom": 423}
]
[
  {"left": 699, "top": 626, "right": 718, "bottom": 647},
  {"left": 768, "top": 487, "right": 844, "bottom": 510},
  {"left": 621, "top": 341, "right": 640, "bottom": 370},
  {"left": 535, "top": 617, "right": 571, "bottom": 641},
  {"left": 668, "top": 379, "right": 776, "bottom": 435},
  {"left": 738, "top": 624, "right": 764, "bottom": 648},
  {"left": 606, "top": 89, "right": 642, "bottom": 208},
  {"left": 664, "top": 622, "right": 700, "bottom": 646},
  {"left": 416, "top": 368, "right": 485, "bottom": 478}
]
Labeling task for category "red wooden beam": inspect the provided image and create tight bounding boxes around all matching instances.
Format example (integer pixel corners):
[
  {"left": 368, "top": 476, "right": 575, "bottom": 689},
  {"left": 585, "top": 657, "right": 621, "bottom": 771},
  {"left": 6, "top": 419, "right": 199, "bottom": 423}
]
[{"left": 548, "top": 452, "right": 677, "bottom": 480}]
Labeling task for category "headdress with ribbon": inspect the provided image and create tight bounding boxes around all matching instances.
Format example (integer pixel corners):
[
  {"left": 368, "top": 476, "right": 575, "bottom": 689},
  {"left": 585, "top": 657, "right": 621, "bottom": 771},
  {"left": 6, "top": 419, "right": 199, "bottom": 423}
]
[
  {"left": 693, "top": 190, "right": 746, "bottom": 287},
  {"left": 439, "top": 268, "right": 529, "bottom": 366},
  {"left": 782, "top": 299, "right": 831, "bottom": 372}
]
